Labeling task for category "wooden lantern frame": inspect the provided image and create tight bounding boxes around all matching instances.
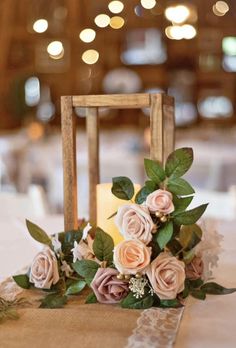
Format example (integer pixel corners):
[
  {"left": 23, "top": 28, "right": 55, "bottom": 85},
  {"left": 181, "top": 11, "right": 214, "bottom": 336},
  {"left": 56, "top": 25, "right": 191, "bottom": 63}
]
[{"left": 61, "top": 93, "right": 175, "bottom": 232}]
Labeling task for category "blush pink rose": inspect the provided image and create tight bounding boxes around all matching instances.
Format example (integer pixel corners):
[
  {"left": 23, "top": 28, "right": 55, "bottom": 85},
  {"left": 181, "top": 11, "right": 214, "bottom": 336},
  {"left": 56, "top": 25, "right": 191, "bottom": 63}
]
[
  {"left": 146, "top": 189, "right": 174, "bottom": 215},
  {"left": 114, "top": 204, "right": 154, "bottom": 245},
  {"left": 91, "top": 268, "right": 129, "bottom": 304},
  {"left": 147, "top": 253, "right": 185, "bottom": 300},
  {"left": 186, "top": 256, "right": 204, "bottom": 280},
  {"left": 30, "top": 247, "right": 59, "bottom": 289},
  {"left": 113, "top": 239, "right": 151, "bottom": 275}
]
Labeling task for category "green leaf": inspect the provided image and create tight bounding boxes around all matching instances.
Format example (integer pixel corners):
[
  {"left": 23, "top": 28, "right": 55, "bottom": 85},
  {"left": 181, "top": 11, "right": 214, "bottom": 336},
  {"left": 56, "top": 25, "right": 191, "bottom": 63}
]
[
  {"left": 189, "top": 278, "right": 204, "bottom": 289},
  {"left": 93, "top": 228, "right": 114, "bottom": 262},
  {"left": 26, "top": 220, "right": 51, "bottom": 245},
  {"left": 145, "top": 180, "right": 158, "bottom": 191},
  {"left": 183, "top": 249, "right": 195, "bottom": 264},
  {"left": 174, "top": 204, "right": 208, "bottom": 225},
  {"left": 167, "top": 178, "right": 195, "bottom": 196},
  {"left": 159, "top": 299, "right": 183, "bottom": 308},
  {"left": 182, "top": 280, "right": 190, "bottom": 299},
  {"left": 66, "top": 280, "right": 87, "bottom": 295},
  {"left": 167, "top": 238, "right": 183, "bottom": 255},
  {"left": 165, "top": 147, "right": 193, "bottom": 179},
  {"left": 172, "top": 195, "right": 194, "bottom": 215},
  {"left": 13, "top": 274, "right": 30, "bottom": 289},
  {"left": 111, "top": 176, "right": 134, "bottom": 200},
  {"left": 58, "top": 230, "right": 83, "bottom": 258},
  {"left": 179, "top": 224, "right": 202, "bottom": 250},
  {"left": 85, "top": 292, "right": 98, "bottom": 304},
  {"left": 72, "top": 260, "right": 99, "bottom": 285},
  {"left": 201, "top": 282, "right": 236, "bottom": 295},
  {"left": 107, "top": 211, "right": 117, "bottom": 220},
  {"left": 135, "top": 186, "right": 152, "bottom": 204},
  {"left": 121, "top": 292, "right": 154, "bottom": 309},
  {"left": 191, "top": 289, "right": 206, "bottom": 300},
  {"left": 39, "top": 293, "right": 67, "bottom": 308},
  {"left": 155, "top": 221, "right": 173, "bottom": 250},
  {"left": 144, "top": 158, "right": 165, "bottom": 184}
]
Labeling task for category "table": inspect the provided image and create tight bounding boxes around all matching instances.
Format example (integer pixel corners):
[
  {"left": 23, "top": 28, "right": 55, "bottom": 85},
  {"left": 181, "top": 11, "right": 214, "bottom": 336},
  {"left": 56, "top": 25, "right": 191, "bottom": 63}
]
[{"left": 0, "top": 216, "right": 236, "bottom": 348}]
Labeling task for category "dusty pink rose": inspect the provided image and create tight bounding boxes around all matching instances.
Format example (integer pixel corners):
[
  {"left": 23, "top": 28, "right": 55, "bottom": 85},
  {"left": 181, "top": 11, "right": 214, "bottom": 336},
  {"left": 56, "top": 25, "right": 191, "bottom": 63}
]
[
  {"left": 146, "top": 189, "right": 174, "bottom": 215},
  {"left": 30, "top": 247, "right": 59, "bottom": 289},
  {"left": 113, "top": 239, "right": 151, "bottom": 275},
  {"left": 115, "top": 204, "right": 154, "bottom": 245},
  {"left": 91, "top": 268, "right": 129, "bottom": 304},
  {"left": 186, "top": 257, "right": 204, "bottom": 280},
  {"left": 147, "top": 253, "right": 185, "bottom": 300}
]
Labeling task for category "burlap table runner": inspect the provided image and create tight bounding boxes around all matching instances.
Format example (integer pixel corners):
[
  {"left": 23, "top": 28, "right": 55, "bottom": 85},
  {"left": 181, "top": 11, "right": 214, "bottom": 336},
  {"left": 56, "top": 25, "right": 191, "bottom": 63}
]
[{"left": 0, "top": 279, "right": 184, "bottom": 348}]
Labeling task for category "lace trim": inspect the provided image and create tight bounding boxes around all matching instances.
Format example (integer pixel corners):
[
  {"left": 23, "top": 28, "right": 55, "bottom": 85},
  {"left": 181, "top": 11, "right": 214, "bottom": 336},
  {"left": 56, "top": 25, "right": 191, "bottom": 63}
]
[{"left": 126, "top": 306, "right": 185, "bottom": 348}]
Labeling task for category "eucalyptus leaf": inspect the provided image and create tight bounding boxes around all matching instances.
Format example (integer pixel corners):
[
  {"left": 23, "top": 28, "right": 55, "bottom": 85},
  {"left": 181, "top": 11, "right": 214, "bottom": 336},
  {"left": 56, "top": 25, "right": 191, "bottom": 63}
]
[
  {"left": 85, "top": 292, "right": 98, "bottom": 304},
  {"left": 173, "top": 204, "right": 208, "bottom": 225},
  {"left": 13, "top": 274, "right": 30, "bottom": 289},
  {"left": 93, "top": 228, "right": 114, "bottom": 262},
  {"left": 165, "top": 147, "right": 193, "bottom": 179},
  {"left": 144, "top": 158, "right": 165, "bottom": 184},
  {"left": 72, "top": 260, "right": 99, "bottom": 285},
  {"left": 39, "top": 294, "right": 67, "bottom": 308},
  {"left": 112, "top": 176, "right": 134, "bottom": 200},
  {"left": 201, "top": 282, "right": 236, "bottom": 295},
  {"left": 121, "top": 292, "right": 154, "bottom": 309},
  {"left": 66, "top": 280, "right": 87, "bottom": 295},
  {"left": 26, "top": 220, "right": 51, "bottom": 245},
  {"left": 155, "top": 221, "right": 173, "bottom": 250},
  {"left": 167, "top": 178, "right": 195, "bottom": 196}
]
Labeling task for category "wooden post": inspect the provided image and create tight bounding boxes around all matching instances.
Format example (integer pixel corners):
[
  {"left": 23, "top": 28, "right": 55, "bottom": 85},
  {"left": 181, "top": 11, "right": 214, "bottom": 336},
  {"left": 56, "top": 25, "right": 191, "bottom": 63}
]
[
  {"left": 86, "top": 107, "right": 100, "bottom": 223},
  {"left": 61, "top": 96, "right": 78, "bottom": 231},
  {"left": 150, "top": 94, "right": 164, "bottom": 163}
]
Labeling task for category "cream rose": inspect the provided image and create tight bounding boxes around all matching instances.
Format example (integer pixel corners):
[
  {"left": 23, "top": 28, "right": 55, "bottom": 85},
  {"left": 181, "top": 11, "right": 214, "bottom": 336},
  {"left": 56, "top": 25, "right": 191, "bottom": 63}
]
[
  {"left": 113, "top": 239, "right": 151, "bottom": 275},
  {"left": 147, "top": 253, "right": 185, "bottom": 299},
  {"left": 146, "top": 189, "right": 174, "bottom": 215},
  {"left": 114, "top": 204, "right": 154, "bottom": 244},
  {"left": 30, "top": 247, "right": 59, "bottom": 289}
]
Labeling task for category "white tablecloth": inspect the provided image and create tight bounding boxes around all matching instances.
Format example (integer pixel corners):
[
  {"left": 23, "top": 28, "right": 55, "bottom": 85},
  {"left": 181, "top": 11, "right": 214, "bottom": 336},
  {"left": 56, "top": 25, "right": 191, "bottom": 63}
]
[{"left": 0, "top": 216, "right": 236, "bottom": 347}]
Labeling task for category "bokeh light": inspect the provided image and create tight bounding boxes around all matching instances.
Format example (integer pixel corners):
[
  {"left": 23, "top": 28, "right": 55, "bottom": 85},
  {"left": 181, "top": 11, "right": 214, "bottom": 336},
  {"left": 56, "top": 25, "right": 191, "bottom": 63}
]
[
  {"left": 79, "top": 28, "right": 96, "bottom": 43},
  {"left": 94, "top": 14, "right": 110, "bottom": 28},
  {"left": 140, "top": 0, "right": 156, "bottom": 10},
  {"left": 165, "top": 5, "right": 190, "bottom": 24},
  {"left": 47, "top": 41, "right": 64, "bottom": 59},
  {"left": 222, "top": 37, "right": 236, "bottom": 55},
  {"left": 33, "top": 19, "right": 48, "bottom": 33},
  {"left": 108, "top": 1, "right": 124, "bottom": 14},
  {"left": 109, "top": 16, "right": 125, "bottom": 29},
  {"left": 82, "top": 49, "right": 99, "bottom": 64},
  {"left": 165, "top": 25, "right": 197, "bottom": 40}
]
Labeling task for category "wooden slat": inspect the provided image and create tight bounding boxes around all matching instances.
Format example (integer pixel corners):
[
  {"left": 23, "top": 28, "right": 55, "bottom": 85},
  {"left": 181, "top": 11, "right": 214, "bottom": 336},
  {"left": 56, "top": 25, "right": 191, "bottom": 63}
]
[
  {"left": 150, "top": 94, "right": 164, "bottom": 163},
  {"left": 163, "top": 98, "right": 175, "bottom": 161},
  {"left": 61, "top": 96, "right": 78, "bottom": 231},
  {"left": 86, "top": 107, "right": 100, "bottom": 225},
  {"left": 72, "top": 94, "right": 150, "bottom": 109}
]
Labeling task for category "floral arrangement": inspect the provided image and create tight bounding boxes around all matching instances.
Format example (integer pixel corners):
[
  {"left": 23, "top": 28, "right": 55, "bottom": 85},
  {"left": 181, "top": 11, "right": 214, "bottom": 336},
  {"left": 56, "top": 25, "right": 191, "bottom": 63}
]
[{"left": 13, "top": 147, "right": 236, "bottom": 309}]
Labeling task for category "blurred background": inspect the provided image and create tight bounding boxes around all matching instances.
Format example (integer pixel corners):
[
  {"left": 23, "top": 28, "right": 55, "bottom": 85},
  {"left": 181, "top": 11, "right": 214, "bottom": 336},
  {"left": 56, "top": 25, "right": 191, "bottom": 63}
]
[{"left": 0, "top": 0, "right": 236, "bottom": 220}]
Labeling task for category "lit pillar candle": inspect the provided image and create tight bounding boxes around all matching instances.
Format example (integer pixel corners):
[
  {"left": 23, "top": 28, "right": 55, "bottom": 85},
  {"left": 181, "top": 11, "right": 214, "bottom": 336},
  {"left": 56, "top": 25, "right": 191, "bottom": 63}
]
[{"left": 96, "top": 183, "right": 141, "bottom": 245}]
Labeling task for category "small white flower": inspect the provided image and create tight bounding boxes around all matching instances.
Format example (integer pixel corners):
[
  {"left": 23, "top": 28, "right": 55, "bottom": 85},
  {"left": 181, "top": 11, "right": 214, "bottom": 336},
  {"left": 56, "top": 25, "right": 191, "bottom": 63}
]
[
  {"left": 129, "top": 277, "right": 148, "bottom": 299},
  {"left": 82, "top": 222, "right": 92, "bottom": 240},
  {"left": 71, "top": 241, "right": 81, "bottom": 263},
  {"left": 61, "top": 260, "right": 73, "bottom": 277},
  {"left": 51, "top": 234, "right": 62, "bottom": 254},
  {"left": 71, "top": 237, "right": 95, "bottom": 263}
]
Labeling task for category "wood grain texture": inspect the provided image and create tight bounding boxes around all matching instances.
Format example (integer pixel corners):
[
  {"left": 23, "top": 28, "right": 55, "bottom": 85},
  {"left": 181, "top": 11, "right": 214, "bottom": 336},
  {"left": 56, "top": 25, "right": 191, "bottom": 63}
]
[
  {"left": 72, "top": 94, "right": 150, "bottom": 109},
  {"left": 163, "top": 101, "right": 175, "bottom": 161},
  {"left": 150, "top": 94, "right": 164, "bottom": 163},
  {"left": 61, "top": 96, "right": 78, "bottom": 231},
  {"left": 86, "top": 107, "right": 100, "bottom": 226}
]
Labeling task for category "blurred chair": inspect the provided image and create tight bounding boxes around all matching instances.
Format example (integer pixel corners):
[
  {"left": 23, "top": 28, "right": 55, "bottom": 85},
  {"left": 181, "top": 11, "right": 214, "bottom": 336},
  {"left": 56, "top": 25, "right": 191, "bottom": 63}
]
[
  {"left": 189, "top": 186, "right": 236, "bottom": 220},
  {"left": 0, "top": 184, "right": 48, "bottom": 219}
]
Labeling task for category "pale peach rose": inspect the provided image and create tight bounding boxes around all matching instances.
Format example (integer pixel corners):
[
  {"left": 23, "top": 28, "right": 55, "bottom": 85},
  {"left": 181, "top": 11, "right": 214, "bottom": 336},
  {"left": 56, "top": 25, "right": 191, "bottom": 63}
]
[
  {"left": 30, "top": 247, "right": 59, "bottom": 289},
  {"left": 115, "top": 204, "right": 154, "bottom": 245},
  {"left": 113, "top": 239, "right": 151, "bottom": 275},
  {"left": 186, "top": 256, "right": 204, "bottom": 280},
  {"left": 147, "top": 253, "right": 185, "bottom": 300},
  {"left": 146, "top": 189, "right": 174, "bottom": 215}
]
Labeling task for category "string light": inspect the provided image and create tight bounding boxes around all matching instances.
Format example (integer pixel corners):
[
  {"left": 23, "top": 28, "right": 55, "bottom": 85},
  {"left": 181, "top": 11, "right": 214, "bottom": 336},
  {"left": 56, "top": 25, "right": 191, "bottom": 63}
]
[
  {"left": 82, "top": 49, "right": 99, "bottom": 64},
  {"left": 79, "top": 29, "right": 96, "bottom": 43},
  {"left": 47, "top": 41, "right": 64, "bottom": 59},
  {"left": 165, "top": 5, "right": 190, "bottom": 24},
  {"left": 109, "top": 16, "right": 125, "bottom": 29},
  {"left": 33, "top": 19, "right": 48, "bottom": 33},
  {"left": 94, "top": 14, "right": 110, "bottom": 28},
  {"left": 140, "top": 0, "right": 156, "bottom": 10},
  {"left": 108, "top": 1, "right": 124, "bottom": 14}
]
